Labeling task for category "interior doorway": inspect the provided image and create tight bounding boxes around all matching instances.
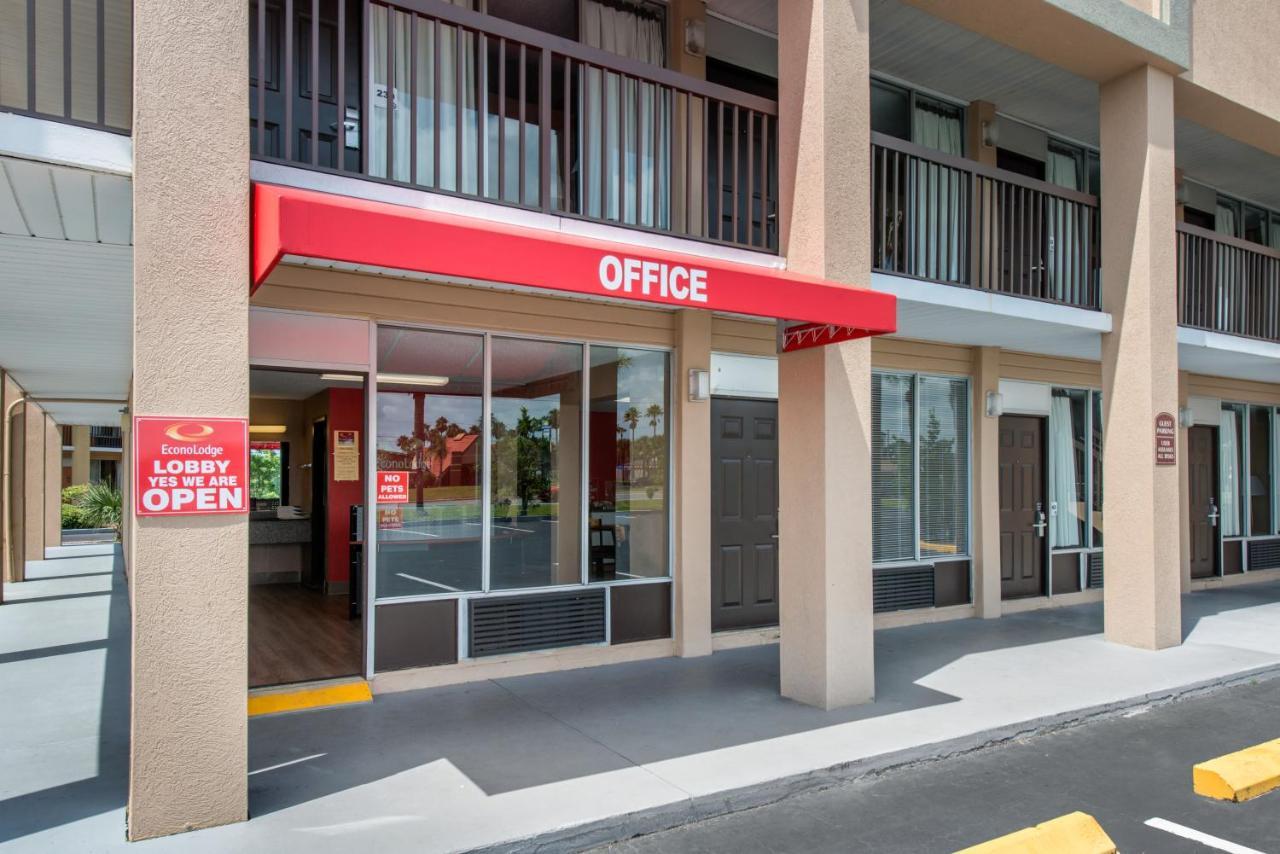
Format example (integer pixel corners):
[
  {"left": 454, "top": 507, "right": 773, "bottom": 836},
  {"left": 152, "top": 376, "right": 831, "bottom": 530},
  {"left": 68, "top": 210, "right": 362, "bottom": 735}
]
[
  {"left": 999, "top": 415, "right": 1047, "bottom": 599},
  {"left": 248, "top": 368, "right": 365, "bottom": 688},
  {"left": 1188, "top": 424, "right": 1220, "bottom": 579},
  {"left": 710, "top": 397, "right": 779, "bottom": 632}
]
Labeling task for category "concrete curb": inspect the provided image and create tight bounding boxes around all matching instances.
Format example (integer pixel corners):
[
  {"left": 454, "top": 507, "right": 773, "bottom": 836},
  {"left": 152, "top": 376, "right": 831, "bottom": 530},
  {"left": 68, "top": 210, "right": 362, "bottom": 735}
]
[
  {"left": 475, "top": 663, "right": 1280, "bottom": 854},
  {"left": 1194, "top": 737, "right": 1280, "bottom": 802}
]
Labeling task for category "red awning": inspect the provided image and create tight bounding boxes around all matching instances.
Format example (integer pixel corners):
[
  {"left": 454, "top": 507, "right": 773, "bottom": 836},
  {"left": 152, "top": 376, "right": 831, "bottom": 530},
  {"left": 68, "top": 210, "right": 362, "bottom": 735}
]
[{"left": 251, "top": 183, "right": 896, "bottom": 351}]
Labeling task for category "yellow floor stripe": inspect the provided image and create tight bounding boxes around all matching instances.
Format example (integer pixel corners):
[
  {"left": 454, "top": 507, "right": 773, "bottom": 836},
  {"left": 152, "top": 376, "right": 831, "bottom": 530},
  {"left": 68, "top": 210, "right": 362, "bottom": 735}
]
[
  {"left": 1194, "top": 738, "right": 1280, "bottom": 802},
  {"left": 955, "top": 812, "right": 1116, "bottom": 854},
  {"left": 248, "top": 681, "right": 373, "bottom": 717}
]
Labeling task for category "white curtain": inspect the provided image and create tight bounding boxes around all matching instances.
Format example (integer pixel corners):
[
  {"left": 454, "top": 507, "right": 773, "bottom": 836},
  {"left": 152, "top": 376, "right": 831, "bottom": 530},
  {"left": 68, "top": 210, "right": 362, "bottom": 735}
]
[
  {"left": 1215, "top": 202, "right": 1238, "bottom": 236},
  {"left": 580, "top": 1, "right": 669, "bottom": 228},
  {"left": 1045, "top": 150, "right": 1082, "bottom": 303},
  {"left": 911, "top": 103, "right": 964, "bottom": 282},
  {"left": 1049, "top": 396, "right": 1082, "bottom": 547},
  {"left": 370, "top": 4, "right": 482, "bottom": 194},
  {"left": 1220, "top": 408, "right": 1242, "bottom": 537}
]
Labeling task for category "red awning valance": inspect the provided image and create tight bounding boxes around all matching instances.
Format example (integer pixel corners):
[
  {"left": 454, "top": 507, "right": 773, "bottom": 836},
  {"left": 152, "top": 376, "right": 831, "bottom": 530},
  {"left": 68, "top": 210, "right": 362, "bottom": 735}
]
[{"left": 251, "top": 183, "right": 895, "bottom": 350}]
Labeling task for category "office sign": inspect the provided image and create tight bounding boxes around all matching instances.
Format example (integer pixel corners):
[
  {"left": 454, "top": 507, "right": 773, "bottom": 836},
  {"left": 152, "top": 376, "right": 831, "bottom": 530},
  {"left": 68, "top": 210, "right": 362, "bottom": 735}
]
[
  {"left": 377, "top": 470, "right": 410, "bottom": 504},
  {"left": 251, "top": 183, "right": 897, "bottom": 351},
  {"left": 134, "top": 417, "right": 249, "bottom": 516},
  {"left": 1155, "top": 411, "right": 1177, "bottom": 465}
]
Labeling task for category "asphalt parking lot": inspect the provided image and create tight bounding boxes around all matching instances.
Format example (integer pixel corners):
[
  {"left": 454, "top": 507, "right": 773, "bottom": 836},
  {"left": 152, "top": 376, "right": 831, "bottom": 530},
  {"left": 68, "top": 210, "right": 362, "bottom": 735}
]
[{"left": 603, "top": 674, "right": 1280, "bottom": 853}]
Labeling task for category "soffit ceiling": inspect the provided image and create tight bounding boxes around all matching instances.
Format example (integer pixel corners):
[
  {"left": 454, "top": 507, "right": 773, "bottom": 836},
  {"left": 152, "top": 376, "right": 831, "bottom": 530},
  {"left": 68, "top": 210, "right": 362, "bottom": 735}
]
[
  {"left": 1176, "top": 119, "right": 1280, "bottom": 211},
  {"left": 705, "top": 0, "right": 776, "bottom": 34},
  {"left": 0, "top": 155, "right": 132, "bottom": 426}
]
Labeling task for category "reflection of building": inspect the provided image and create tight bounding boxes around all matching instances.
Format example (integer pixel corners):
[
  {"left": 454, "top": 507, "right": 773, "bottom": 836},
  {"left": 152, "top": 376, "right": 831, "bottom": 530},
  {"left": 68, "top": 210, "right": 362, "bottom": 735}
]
[{"left": 5, "top": 0, "right": 1280, "bottom": 841}]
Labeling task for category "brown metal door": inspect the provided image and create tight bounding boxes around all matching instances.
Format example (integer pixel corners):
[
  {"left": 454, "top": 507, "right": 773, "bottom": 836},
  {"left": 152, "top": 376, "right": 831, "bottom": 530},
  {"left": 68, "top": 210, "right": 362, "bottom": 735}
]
[
  {"left": 1188, "top": 425, "right": 1219, "bottom": 579},
  {"left": 999, "top": 415, "right": 1046, "bottom": 599},
  {"left": 711, "top": 398, "right": 779, "bottom": 631}
]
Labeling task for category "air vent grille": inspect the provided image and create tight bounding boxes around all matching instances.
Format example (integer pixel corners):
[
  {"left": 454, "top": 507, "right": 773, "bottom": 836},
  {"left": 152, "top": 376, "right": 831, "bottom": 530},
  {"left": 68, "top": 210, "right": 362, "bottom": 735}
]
[
  {"left": 1087, "top": 552, "right": 1104, "bottom": 589},
  {"left": 1248, "top": 539, "right": 1280, "bottom": 571},
  {"left": 469, "top": 589, "right": 606, "bottom": 657},
  {"left": 873, "top": 565, "right": 935, "bottom": 613}
]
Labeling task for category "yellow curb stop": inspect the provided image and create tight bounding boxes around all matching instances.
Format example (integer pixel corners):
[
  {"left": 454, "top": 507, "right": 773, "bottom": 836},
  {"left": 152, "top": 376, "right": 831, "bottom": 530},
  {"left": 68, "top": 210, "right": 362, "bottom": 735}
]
[
  {"left": 955, "top": 811, "right": 1116, "bottom": 854},
  {"left": 1194, "top": 738, "right": 1280, "bottom": 802},
  {"left": 248, "top": 680, "right": 373, "bottom": 717}
]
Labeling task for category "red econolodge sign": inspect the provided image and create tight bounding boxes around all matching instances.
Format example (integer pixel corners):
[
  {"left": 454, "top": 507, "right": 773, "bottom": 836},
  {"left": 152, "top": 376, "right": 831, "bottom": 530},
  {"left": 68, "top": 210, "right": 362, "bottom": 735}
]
[
  {"left": 134, "top": 417, "right": 249, "bottom": 516},
  {"left": 377, "top": 471, "right": 410, "bottom": 504}
]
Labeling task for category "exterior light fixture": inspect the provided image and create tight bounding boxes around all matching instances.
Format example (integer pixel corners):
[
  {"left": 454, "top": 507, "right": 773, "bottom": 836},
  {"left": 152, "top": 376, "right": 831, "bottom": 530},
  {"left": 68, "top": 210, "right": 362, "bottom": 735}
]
[
  {"left": 684, "top": 18, "right": 705, "bottom": 57},
  {"left": 376, "top": 373, "right": 449, "bottom": 387},
  {"left": 320, "top": 373, "right": 364, "bottom": 383},
  {"left": 984, "top": 391, "right": 1004, "bottom": 418},
  {"left": 981, "top": 118, "right": 1000, "bottom": 148},
  {"left": 249, "top": 424, "right": 288, "bottom": 434},
  {"left": 688, "top": 368, "right": 710, "bottom": 402},
  {"left": 1179, "top": 406, "right": 1195, "bottom": 428}
]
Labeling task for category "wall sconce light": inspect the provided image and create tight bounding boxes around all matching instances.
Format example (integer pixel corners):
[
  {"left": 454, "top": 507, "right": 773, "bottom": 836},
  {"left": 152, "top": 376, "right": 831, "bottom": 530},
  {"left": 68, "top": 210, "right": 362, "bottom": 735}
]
[
  {"left": 688, "top": 368, "right": 710, "bottom": 402},
  {"left": 1178, "top": 406, "right": 1195, "bottom": 428},
  {"left": 684, "top": 18, "right": 706, "bottom": 57},
  {"left": 985, "top": 391, "right": 1004, "bottom": 418},
  {"left": 981, "top": 119, "right": 1000, "bottom": 148}
]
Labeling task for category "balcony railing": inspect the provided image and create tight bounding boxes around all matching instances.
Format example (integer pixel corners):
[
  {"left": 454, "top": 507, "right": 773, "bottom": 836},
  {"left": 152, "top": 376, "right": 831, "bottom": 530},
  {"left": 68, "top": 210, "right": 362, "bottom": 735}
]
[
  {"left": 249, "top": 0, "right": 778, "bottom": 252},
  {"left": 91, "top": 426, "right": 122, "bottom": 449},
  {"left": 1178, "top": 222, "right": 1280, "bottom": 343},
  {"left": 871, "top": 133, "right": 1101, "bottom": 310},
  {"left": 0, "top": 0, "right": 132, "bottom": 133}
]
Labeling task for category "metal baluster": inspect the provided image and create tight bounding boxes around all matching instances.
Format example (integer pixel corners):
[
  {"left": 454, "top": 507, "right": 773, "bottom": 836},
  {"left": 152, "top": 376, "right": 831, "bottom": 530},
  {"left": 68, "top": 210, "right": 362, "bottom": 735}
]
[
  {"left": 409, "top": 13, "right": 417, "bottom": 183},
  {"left": 311, "top": 0, "right": 319, "bottom": 166},
  {"left": 337, "top": 0, "right": 345, "bottom": 170},
  {"left": 285, "top": 0, "right": 294, "bottom": 161},
  {"left": 539, "top": 47, "right": 551, "bottom": 212}
]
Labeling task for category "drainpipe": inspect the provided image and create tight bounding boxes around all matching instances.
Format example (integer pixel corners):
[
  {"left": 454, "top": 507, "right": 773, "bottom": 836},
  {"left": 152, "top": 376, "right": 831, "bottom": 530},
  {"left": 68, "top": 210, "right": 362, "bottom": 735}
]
[{"left": 1, "top": 394, "right": 27, "bottom": 604}]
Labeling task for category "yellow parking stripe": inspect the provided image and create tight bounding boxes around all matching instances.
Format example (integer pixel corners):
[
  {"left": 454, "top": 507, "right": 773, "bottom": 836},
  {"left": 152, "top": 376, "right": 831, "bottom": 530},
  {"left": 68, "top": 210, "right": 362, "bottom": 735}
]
[
  {"left": 955, "top": 812, "right": 1116, "bottom": 854},
  {"left": 1194, "top": 738, "right": 1280, "bottom": 802},
  {"left": 248, "top": 680, "right": 372, "bottom": 717}
]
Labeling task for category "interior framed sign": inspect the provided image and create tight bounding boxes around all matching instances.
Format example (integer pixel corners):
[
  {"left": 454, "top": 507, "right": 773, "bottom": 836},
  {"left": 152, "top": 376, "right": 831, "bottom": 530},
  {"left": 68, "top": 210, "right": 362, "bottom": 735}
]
[{"left": 133, "top": 416, "right": 250, "bottom": 516}]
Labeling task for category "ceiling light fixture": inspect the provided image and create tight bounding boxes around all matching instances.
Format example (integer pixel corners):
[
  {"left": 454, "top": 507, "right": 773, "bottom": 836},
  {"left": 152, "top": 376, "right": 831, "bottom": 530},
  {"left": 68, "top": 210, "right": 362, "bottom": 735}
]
[
  {"left": 320, "top": 373, "right": 364, "bottom": 383},
  {"left": 376, "top": 373, "right": 449, "bottom": 387},
  {"left": 249, "top": 425, "right": 288, "bottom": 434}
]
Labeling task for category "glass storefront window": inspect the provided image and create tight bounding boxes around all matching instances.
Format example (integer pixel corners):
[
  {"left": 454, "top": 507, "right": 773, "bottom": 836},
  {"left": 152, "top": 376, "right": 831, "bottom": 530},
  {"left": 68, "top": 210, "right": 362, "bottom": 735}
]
[
  {"left": 918, "top": 376, "right": 969, "bottom": 558},
  {"left": 1049, "top": 389, "right": 1088, "bottom": 549},
  {"left": 1249, "top": 406, "right": 1273, "bottom": 536},
  {"left": 1220, "top": 404, "right": 1246, "bottom": 537},
  {"left": 588, "top": 347, "right": 670, "bottom": 581},
  {"left": 871, "top": 373, "right": 917, "bottom": 563},
  {"left": 1091, "top": 390, "right": 1103, "bottom": 547},
  {"left": 375, "top": 327, "right": 485, "bottom": 598},
  {"left": 489, "top": 338, "right": 584, "bottom": 590}
]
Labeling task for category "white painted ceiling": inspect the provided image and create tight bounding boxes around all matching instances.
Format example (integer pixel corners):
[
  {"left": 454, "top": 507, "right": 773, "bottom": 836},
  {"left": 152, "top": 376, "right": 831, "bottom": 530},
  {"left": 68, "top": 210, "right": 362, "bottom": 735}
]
[
  {"left": 1176, "top": 119, "right": 1280, "bottom": 211},
  {"left": 0, "top": 155, "right": 132, "bottom": 426},
  {"left": 706, "top": 0, "right": 776, "bottom": 34}
]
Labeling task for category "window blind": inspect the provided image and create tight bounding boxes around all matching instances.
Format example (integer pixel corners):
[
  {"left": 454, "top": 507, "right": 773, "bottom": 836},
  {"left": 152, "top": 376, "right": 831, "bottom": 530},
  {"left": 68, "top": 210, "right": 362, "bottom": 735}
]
[
  {"left": 872, "top": 373, "right": 915, "bottom": 563},
  {"left": 918, "top": 376, "right": 969, "bottom": 558}
]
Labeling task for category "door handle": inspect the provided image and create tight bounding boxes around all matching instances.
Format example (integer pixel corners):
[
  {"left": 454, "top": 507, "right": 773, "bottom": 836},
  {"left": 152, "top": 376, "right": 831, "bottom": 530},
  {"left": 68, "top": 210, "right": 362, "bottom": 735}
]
[
  {"left": 770, "top": 533, "right": 779, "bottom": 540},
  {"left": 1207, "top": 499, "right": 1219, "bottom": 527},
  {"left": 1032, "top": 502, "right": 1048, "bottom": 538}
]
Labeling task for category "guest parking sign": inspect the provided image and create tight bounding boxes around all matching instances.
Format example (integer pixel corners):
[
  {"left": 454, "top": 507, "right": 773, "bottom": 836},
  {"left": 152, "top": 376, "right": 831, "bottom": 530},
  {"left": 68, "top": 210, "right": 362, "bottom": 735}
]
[{"left": 133, "top": 417, "right": 249, "bottom": 516}]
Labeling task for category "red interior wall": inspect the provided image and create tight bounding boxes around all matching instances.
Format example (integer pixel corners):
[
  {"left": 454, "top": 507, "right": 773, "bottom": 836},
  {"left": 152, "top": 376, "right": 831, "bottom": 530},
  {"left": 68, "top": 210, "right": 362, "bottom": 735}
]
[
  {"left": 326, "top": 387, "right": 364, "bottom": 585},
  {"left": 589, "top": 410, "right": 617, "bottom": 503}
]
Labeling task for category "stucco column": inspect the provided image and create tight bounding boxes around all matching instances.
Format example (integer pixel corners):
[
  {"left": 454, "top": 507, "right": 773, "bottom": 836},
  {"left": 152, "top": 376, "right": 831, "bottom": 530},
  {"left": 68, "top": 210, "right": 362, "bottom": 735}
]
[
  {"left": 71, "top": 426, "right": 90, "bottom": 484},
  {"left": 44, "top": 416, "right": 60, "bottom": 551},
  {"left": 1099, "top": 65, "right": 1181, "bottom": 650},
  {"left": 1177, "top": 371, "right": 1192, "bottom": 593},
  {"left": 776, "top": 0, "right": 874, "bottom": 709},
  {"left": 128, "top": 0, "right": 250, "bottom": 839},
  {"left": 22, "top": 402, "right": 44, "bottom": 563},
  {"left": 674, "top": 309, "right": 712, "bottom": 657},
  {"left": 971, "top": 347, "right": 1001, "bottom": 618}
]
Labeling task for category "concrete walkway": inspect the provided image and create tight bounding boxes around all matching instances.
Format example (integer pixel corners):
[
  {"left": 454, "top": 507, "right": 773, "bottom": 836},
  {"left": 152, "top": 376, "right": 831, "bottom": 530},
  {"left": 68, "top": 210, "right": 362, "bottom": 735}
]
[{"left": 3, "top": 556, "right": 1280, "bottom": 852}]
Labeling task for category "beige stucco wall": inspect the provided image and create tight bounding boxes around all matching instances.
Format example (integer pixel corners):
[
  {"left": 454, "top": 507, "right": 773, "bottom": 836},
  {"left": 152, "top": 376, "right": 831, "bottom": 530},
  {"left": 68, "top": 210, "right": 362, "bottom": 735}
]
[
  {"left": 2, "top": 373, "right": 23, "bottom": 583},
  {"left": 1099, "top": 64, "right": 1181, "bottom": 650},
  {"left": 674, "top": 310, "right": 712, "bottom": 657},
  {"left": 256, "top": 266, "right": 675, "bottom": 347},
  {"left": 44, "top": 416, "right": 59, "bottom": 550},
  {"left": 128, "top": 0, "right": 250, "bottom": 839},
  {"left": 70, "top": 426, "right": 90, "bottom": 484},
  {"left": 1183, "top": 0, "right": 1280, "bottom": 123},
  {"left": 776, "top": 0, "right": 876, "bottom": 710},
  {"left": 20, "top": 400, "right": 44, "bottom": 562}
]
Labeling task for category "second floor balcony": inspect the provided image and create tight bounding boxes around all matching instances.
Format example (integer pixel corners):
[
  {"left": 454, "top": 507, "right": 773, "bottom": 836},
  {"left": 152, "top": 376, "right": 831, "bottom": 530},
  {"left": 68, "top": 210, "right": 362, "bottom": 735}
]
[
  {"left": 1178, "top": 223, "right": 1280, "bottom": 344},
  {"left": 249, "top": 0, "right": 778, "bottom": 253}
]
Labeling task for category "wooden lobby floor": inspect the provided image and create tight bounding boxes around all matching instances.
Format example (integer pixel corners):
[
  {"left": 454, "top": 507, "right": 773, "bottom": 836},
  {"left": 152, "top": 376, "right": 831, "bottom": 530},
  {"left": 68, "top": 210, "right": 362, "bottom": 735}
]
[{"left": 249, "top": 584, "right": 362, "bottom": 688}]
